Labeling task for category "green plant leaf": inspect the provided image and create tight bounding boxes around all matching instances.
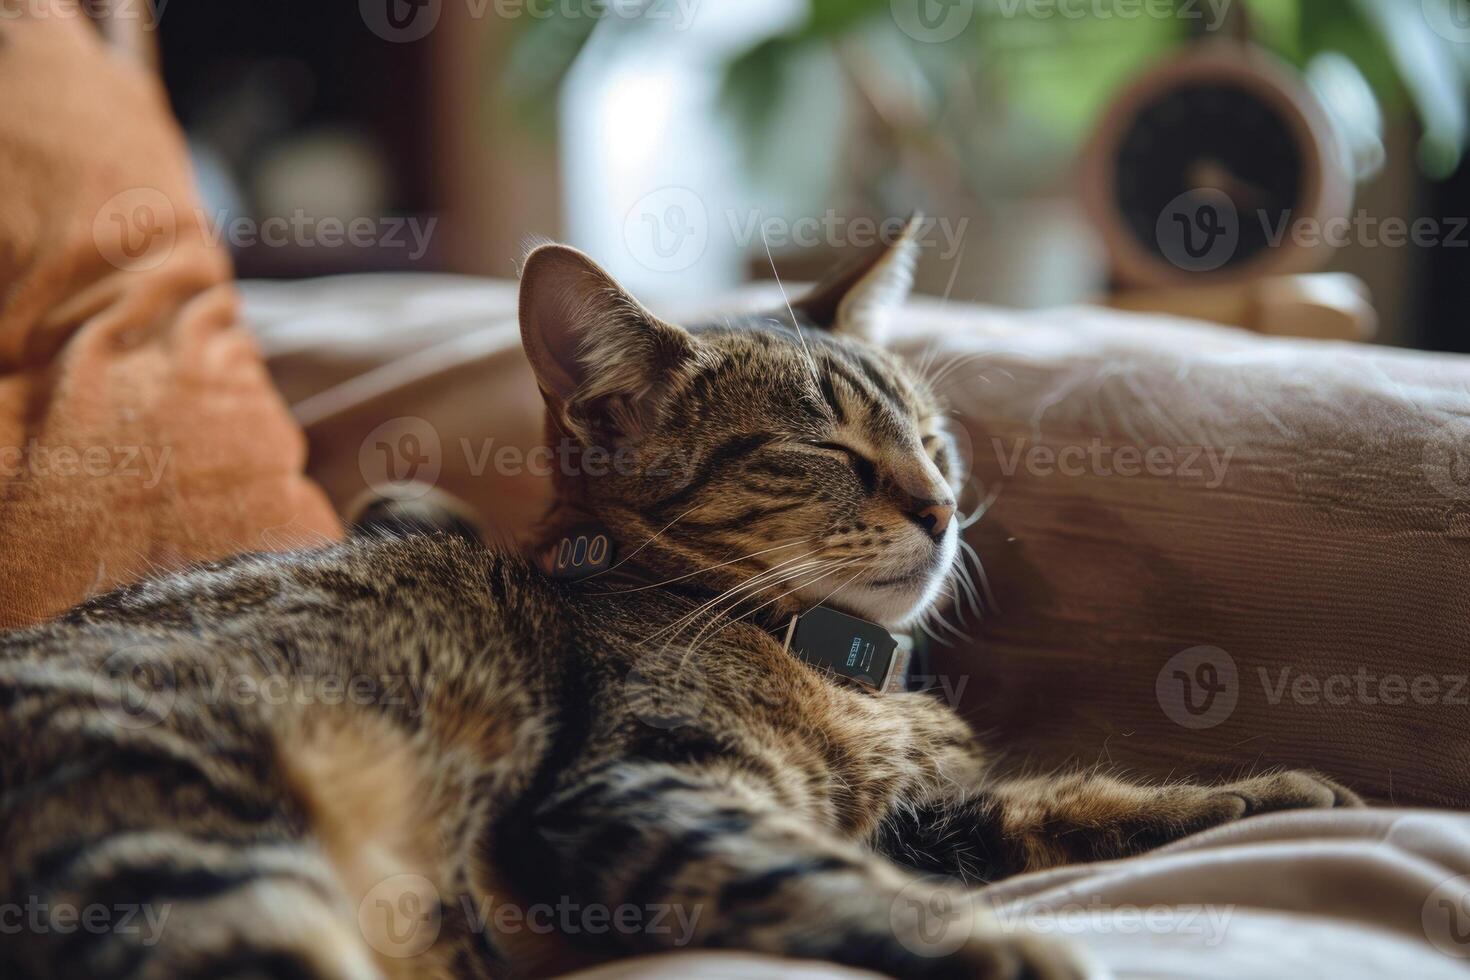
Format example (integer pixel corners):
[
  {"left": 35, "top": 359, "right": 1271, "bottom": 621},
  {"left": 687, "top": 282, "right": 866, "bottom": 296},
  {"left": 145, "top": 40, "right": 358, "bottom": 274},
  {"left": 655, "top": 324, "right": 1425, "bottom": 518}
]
[{"left": 1349, "top": 0, "right": 1468, "bottom": 177}]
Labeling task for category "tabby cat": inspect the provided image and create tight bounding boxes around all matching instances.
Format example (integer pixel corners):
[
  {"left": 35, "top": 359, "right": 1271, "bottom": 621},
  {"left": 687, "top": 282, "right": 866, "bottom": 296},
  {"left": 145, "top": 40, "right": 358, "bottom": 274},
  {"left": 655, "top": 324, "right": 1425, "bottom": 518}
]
[{"left": 0, "top": 221, "right": 1359, "bottom": 980}]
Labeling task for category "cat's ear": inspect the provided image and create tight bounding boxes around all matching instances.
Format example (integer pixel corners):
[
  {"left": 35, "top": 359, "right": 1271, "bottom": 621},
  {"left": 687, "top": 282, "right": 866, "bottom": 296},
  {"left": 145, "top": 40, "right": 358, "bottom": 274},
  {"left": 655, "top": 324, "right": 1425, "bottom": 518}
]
[
  {"left": 519, "top": 243, "right": 697, "bottom": 441},
  {"left": 794, "top": 214, "right": 922, "bottom": 344}
]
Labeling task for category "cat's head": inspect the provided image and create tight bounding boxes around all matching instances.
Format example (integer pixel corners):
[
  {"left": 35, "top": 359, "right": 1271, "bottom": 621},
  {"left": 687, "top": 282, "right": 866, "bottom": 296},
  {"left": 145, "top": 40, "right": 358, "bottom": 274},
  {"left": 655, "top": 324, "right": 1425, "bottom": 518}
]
[{"left": 519, "top": 219, "right": 959, "bottom": 628}]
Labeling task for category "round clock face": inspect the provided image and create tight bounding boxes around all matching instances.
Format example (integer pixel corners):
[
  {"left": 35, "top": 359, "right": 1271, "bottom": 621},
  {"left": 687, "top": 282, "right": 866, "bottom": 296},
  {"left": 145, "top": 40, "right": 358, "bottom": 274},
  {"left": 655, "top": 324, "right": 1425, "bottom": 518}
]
[
  {"left": 1082, "top": 46, "right": 1350, "bottom": 287},
  {"left": 1114, "top": 80, "right": 1304, "bottom": 276}
]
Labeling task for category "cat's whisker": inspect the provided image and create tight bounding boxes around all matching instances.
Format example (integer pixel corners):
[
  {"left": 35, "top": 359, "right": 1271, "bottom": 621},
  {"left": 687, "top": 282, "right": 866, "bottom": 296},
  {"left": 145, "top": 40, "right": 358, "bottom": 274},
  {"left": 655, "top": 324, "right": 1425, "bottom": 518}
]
[
  {"left": 591, "top": 537, "right": 817, "bottom": 596},
  {"left": 584, "top": 504, "right": 702, "bottom": 581},
  {"left": 761, "top": 225, "right": 821, "bottom": 382},
  {"left": 950, "top": 558, "right": 984, "bottom": 621},
  {"left": 647, "top": 563, "right": 825, "bottom": 652},
  {"left": 922, "top": 584, "right": 970, "bottom": 644},
  {"left": 666, "top": 557, "right": 855, "bottom": 668},
  {"left": 676, "top": 557, "right": 872, "bottom": 667},
  {"left": 804, "top": 561, "right": 870, "bottom": 614},
  {"left": 922, "top": 350, "right": 990, "bottom": 394},
  {"left": 640, "top": 548, "right": 828, "bottom": 646},
  {"left": 695, "top": 554, "right": 854, "bottom": 629},
  {"left": 931, "top": 613, "right": 968, "bottom": 644},
  {"left": 946, "top": 572, "right": 971, "bottom": 630},
  {"left": 958, "top": 537, "right": 1001, "bottom": 613},
  {"left": 918, "top": 346, "right": 964, "bottom": 389},
  {"left": 958, "top": 480, "right": 1001, "bottom": 531},
  {"left": 915, "top": 337, "right": 945, "bottom": 382}
]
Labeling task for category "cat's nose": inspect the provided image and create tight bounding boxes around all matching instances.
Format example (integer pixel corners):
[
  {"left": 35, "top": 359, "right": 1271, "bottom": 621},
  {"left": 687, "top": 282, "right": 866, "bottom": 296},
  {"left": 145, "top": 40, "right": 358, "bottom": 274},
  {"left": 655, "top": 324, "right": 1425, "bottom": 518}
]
[{"left": 910, "top": 499, "right": 955, "bottom": 541}]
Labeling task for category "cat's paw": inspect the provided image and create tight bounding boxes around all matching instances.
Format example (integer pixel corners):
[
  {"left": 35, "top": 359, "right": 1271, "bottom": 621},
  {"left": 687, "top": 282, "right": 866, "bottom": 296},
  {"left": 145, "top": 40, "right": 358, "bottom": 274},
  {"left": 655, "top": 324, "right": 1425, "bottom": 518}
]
[
  {"left": 952, "top": 932, "right": 1096, "bottom": 980},
  {"left": 1202, "top": 770, "right": 1363, "bottom": 822},
  {"left": 891, "top": 886, "right": 1097, "bottom": 979}
]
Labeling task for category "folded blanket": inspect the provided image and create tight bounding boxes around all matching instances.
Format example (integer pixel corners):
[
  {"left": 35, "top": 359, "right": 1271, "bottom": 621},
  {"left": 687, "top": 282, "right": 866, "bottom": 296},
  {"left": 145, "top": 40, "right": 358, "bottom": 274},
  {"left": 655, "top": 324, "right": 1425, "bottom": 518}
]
[{"left": 0, "top": 8, "right": 340, "bottom": 626}]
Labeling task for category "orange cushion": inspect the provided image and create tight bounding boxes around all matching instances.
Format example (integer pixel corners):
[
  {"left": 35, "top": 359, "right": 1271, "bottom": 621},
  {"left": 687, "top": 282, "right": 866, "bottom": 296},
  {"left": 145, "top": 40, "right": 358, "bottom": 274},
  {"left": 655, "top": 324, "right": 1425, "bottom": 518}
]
[{"left": 0, "top": 8, "right": 340, "bottom": 627}]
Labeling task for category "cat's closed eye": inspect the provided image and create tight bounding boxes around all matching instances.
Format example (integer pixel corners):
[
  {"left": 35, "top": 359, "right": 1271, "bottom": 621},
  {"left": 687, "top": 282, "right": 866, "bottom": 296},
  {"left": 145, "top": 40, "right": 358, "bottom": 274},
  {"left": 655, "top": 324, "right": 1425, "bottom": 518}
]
[{"left": 807, "top": 441, "right": 879, "bottom": 492}]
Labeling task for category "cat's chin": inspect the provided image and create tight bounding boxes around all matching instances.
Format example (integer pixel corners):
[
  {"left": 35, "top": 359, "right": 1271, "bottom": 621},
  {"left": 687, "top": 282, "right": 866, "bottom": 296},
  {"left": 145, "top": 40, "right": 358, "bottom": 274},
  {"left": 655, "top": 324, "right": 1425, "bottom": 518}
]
[{"left": 815, "top": 534, "right": 958, "bottom": 630}]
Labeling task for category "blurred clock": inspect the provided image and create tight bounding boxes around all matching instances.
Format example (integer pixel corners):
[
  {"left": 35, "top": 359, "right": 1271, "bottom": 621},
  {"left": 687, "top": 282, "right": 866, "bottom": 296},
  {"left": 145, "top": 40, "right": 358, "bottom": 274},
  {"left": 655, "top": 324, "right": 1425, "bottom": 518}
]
[{"left": 1082, "top": 44, "right": 1353, "bottom": 288}]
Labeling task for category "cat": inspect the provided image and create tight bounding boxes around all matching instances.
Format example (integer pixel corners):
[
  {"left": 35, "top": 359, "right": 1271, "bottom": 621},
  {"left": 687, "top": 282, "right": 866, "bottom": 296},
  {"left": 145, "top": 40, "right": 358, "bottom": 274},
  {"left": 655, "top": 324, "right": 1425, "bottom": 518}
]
[{"left": 0, "top": 220, "right": 1359, "bottom": 980}]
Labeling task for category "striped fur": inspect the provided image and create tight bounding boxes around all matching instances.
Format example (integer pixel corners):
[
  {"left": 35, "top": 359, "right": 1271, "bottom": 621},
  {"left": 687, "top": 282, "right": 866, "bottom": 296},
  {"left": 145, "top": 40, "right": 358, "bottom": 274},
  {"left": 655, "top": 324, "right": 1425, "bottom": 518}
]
[{"left": 0, "top": 235, "right": 1358, "bottom": 979}]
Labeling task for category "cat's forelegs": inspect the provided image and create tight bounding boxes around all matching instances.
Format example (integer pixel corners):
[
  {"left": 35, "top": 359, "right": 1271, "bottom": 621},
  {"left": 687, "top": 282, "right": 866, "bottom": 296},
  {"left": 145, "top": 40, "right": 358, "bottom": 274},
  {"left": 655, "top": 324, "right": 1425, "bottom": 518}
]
[
  {"left": 510, "top": 760, "right": 1090, "bottom": 979},
  {"left": 876, "top": 769, "right": 1360, "bottom": 881}
]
